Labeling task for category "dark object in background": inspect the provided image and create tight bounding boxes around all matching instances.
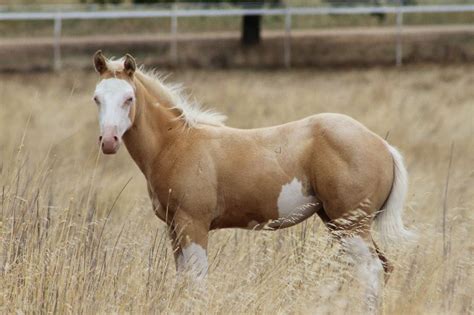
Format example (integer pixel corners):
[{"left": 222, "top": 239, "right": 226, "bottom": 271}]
[{"left": 242, "top": 15, "right": 261, "bottom": 45}]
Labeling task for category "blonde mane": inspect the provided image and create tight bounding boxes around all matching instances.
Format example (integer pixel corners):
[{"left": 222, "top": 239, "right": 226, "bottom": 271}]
[{"left": 106, "top": 58, "right": 227, "bottom": 127}]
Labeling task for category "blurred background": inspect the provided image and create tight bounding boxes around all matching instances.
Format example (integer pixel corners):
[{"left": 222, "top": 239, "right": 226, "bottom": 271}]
[
  {"left": 0, "top": 1, "right": 473, "bottom": 314},
  {"left": 0, "top": 0, "right": 473, "bottom": 70}
]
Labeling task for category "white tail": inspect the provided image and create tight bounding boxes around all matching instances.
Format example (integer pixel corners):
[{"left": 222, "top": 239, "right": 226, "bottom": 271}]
[{"left": 374, "top": 144, "right": 415, "bottom": 246}]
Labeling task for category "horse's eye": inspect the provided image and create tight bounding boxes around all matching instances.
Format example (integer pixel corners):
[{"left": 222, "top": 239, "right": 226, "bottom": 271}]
[{"left": 125, "top": 97, "right": 134, "bottom": 104}]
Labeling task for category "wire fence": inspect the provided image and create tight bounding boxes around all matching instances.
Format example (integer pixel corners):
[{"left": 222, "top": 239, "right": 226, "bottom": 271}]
[{"left": 1, "top": 4, "right": 473, "bottom": 69}]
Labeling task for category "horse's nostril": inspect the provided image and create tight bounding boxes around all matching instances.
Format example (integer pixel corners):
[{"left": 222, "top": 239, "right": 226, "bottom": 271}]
[
  {"left": 99, "top": 136, "right": 103, "bottom": 142},
  {"left": 113, "top": 136, "right": 118, "bottom": 142},
  {"left": 101, "top": 142, "right": 104, "bottom": 148}
]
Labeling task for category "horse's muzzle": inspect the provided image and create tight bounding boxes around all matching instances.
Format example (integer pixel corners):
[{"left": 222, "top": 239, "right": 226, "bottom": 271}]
[{"left": 99, "top": 129, "right": 120, "bottom": 154}]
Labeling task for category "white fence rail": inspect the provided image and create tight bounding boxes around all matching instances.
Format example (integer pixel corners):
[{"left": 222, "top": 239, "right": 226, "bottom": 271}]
[{"left": 1, "top": 4, "right": 473, "bottom": 69}]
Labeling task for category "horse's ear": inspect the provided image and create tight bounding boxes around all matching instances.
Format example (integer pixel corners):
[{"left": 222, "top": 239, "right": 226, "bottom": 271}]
[
  {"left": 93, "top": 50, "right": 107, "bottom": 74},
  {"left": 123, "top": 54, "right": 136, "bottom": 77}
]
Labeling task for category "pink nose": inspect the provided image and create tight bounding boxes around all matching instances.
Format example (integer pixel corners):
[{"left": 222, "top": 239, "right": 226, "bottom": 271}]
[{"left": 99, "top": 129, "right": 120, "bottom": 154}]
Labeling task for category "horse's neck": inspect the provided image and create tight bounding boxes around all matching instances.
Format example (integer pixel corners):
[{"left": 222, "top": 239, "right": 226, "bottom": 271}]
[{"left": 123, "top": 79, "right": 183, "bottom": 177}]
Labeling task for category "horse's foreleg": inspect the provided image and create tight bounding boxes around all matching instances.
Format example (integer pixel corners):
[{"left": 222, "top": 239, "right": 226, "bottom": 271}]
[
  {"left": 169, "top": 229, "right": 183, "bottom": 272},
  {"left": 169, "top": 209, "right": 209, "bottom": 281}
]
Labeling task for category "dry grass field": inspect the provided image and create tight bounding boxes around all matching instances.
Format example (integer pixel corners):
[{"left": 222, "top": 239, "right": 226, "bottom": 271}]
[{"left": 0, "top": 65, "right": 472, "bottom": 314}]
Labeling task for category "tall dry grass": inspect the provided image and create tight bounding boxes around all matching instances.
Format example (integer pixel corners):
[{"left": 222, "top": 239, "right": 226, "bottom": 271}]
[{"left": 0, "top": 65, "right": 472, "bottom": 314}]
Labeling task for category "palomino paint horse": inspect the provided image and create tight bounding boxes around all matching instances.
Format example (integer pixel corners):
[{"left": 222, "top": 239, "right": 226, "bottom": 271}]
[{"left": 91, "top": 51, "right": 412, "bottom": 308}]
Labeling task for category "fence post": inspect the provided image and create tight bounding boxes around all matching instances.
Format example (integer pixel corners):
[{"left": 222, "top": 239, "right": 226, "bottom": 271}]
[
  {"left": 53, "top": 13, "right": 62, "bottom": 71},
  {"left": 395, "top": 5, "right": 404, "bottom": 67},
  {"left": 170, "top": 4, "right": 178, "bottom": 66},
  {"left": 284, "top": 7, "right": 292, "bottom": 68}
]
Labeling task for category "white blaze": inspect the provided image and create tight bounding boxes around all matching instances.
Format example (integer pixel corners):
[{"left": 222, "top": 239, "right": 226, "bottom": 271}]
[
  {"left": 177, "top": 242, "right": 208, "bottom": 280},
  {"left": 94, "top": 78, "right": 134, "bottom": 137},
  {"left": 277, "top": 178, "right": 317, "bottom": 218}
]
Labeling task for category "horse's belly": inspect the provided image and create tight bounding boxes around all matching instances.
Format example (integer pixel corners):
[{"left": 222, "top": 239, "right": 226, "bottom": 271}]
[{"left": 251, "top": 177, "right": 320, "bottom": 230}]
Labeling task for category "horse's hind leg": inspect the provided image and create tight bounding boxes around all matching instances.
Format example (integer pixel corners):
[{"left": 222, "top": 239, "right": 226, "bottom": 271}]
[
  {"left": 317, "top": 207, "right": 384, "bottom": 311},
  {"left": 372, "top": 238, "right": 394, "bottom": 283},
  {"left": 340, "top": 230, "right": 384, "bottom": 313}
]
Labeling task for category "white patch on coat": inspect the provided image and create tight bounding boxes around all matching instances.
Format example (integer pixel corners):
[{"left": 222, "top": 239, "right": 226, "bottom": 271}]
[
  {"left": 342, "top": 236, "right": 383, "bottom": 312},
  {"left": 177, "top": 242, "right": 208, "bottom": 280},
  {"left": 94, "top": 78, "right": 134, "bottom": 137},
  {"left": 277, "top": 178, "right": 317, "bottom": 218}
]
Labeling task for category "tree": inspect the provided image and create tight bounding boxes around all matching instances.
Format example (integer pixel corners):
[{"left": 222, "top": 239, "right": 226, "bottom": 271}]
[{"left": 131, "top": 0, "right": 281, "bottom": 46}]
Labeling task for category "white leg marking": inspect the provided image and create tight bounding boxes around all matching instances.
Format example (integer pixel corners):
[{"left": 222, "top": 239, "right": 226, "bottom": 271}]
[
  {"left": 177, "top": 242, "right": 208, "bottom": 281},
  {"left": 343, "top": 236, "right": 383, "bottom": 313},
  {"left": 277, "top": 178, "right": 317, "bottom": 218}
]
